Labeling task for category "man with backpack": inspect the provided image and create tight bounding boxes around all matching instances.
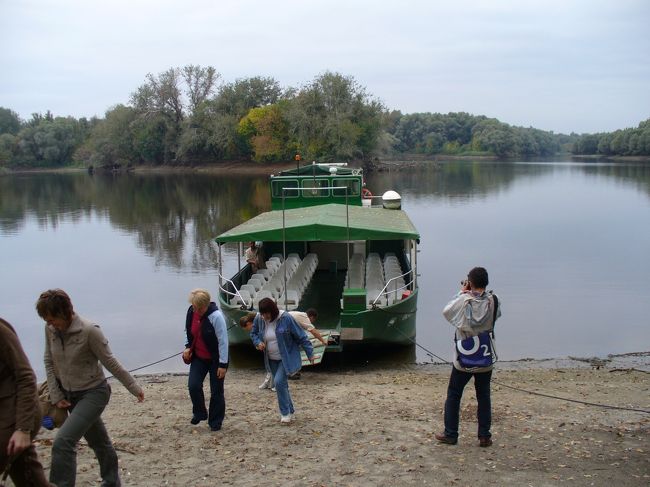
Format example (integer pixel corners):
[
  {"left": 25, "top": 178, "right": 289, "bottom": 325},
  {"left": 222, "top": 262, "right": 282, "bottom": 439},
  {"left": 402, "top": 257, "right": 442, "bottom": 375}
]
[{"left": 435, "top": 267, "right": 501, "bottom": 447}]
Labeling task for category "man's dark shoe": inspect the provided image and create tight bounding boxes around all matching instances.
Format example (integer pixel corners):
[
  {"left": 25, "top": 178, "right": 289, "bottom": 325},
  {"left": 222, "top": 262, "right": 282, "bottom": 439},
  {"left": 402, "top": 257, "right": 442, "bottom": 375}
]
[
  {"left": 479, "top": 437, "right": 493, "bottom": 447},
  {"left": 210, "top": 426, "right": 221, "bottom": 432},
  {"left": 434, "top": 433, "right": 457, "bottom": 445},
  {"left": 288, "top": 372, "right": 301, "bottom": 380},
  {"left": 190, "top": 416, "right": 206, "bottom": 425}
]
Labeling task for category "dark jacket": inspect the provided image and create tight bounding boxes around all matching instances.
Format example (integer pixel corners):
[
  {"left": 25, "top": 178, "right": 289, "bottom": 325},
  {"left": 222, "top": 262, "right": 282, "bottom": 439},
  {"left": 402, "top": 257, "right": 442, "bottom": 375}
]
[
  {"left": 185, "top": 302, "right": 229, "bottom": 369},
  {"left": 0, "top": 318, "right": 41, "bottom": 436}
]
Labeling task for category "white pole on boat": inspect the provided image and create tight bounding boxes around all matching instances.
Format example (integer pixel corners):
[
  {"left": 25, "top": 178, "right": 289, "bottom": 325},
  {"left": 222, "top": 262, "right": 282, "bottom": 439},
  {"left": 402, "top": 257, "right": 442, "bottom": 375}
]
[
  {"left": 413, "top": 239, "right": 418, "bottom": 289},
  {"left": 218, "top": 243, "right": 223, "bottom": 289},
  {"left": 346, "top": 187, "right": 350, "bottom": 288},
  {"left": 237, "top": 242, "right": 241, "bottom": 274},
  {"left": 282, "top": 187, "right": 288, "bottom": 310}
]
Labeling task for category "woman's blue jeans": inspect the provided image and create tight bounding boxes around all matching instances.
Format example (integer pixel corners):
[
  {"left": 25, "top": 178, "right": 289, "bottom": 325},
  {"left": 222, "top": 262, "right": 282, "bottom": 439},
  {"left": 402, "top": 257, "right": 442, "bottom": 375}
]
[
  {"left": 188, "top": 357, "right": 225, "bottom": 430},
  {"left": 443, "top": 367, "right": 492, "bottom": 439},
  {"left": 51, "top": 381, "right": 119, "bottom": 487},
  {"left": 268, "top": 359, "right": 294, "bottom": 416}
]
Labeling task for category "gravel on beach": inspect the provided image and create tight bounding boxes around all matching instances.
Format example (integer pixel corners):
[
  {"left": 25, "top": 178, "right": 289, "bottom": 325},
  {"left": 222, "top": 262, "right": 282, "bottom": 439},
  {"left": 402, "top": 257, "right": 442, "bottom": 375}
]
[{"left": 27, "top": 364, "right": 649, "bottom": 487}]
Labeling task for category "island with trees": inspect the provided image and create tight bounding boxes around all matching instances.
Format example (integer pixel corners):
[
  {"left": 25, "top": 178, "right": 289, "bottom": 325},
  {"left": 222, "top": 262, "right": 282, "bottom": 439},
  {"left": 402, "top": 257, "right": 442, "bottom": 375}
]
[{"left": 1, "top": 65, "right": 648, "bottom": 171}]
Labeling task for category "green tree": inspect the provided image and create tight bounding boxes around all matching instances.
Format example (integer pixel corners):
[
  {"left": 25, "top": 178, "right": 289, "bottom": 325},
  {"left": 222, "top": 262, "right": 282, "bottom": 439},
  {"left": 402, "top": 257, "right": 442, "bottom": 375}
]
[
  {"left": 237, "top": 104, "right": 289, "bottom": 162},
  {"left": 285, "top": 72, "right": 383, "bottom": 161},
  {"left": 0, "top": 133, "right": 18, "bottom": 167},
  {"left": 13, "top": 115, "right": 87, "bottom": 167},
  {"left": 0, "top": 107, "right": 21, "bottom": 135},
  {"left": 130, "top": 65, "right": 220, "bottom": 164},
  {"left": 79, "top": 105, "right": 138, "bottom": 168},
  {"left": 180, "top": 76, "right": 283, "bottom": 161}
]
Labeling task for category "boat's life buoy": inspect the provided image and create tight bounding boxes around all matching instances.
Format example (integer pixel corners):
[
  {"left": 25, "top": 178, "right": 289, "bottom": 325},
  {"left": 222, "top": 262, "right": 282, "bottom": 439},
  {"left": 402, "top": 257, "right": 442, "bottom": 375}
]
[{"left": 362, "top": 187, "right": 373, "bottom": 199}]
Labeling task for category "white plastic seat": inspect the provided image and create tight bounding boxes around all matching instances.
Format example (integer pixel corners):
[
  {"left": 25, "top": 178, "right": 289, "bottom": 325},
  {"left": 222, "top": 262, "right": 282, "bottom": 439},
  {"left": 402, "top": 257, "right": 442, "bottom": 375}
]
[
  {"left": 240, "top": 284, "right": 257, "bottom": 298},
  {"left": 255, "top": 290, "right": 275, "bottom": 305},
  {"left": 247, "top": 277, "right": 264, "bottom": 292},
  {"left": 278, "top": 290, "right": 300, "bottom": 310},
  {"left": 230, "top": 290, "right": 252, "bottom": 307},
  {"left": 254, "top": 269, "right": 271, "bottom": 282},
  {"left": 264, "top": 278, "right": 284, "bottom": 295}
]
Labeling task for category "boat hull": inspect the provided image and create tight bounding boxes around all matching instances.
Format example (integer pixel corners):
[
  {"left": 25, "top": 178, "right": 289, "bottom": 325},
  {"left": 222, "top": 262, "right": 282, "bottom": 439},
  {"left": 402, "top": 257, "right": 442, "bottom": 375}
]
[
  {"left": 339, "top": 289, "right": 417, "bottom": 346},
  {"left": 220, "top": 288, "right": 418, "bottom": 348}
]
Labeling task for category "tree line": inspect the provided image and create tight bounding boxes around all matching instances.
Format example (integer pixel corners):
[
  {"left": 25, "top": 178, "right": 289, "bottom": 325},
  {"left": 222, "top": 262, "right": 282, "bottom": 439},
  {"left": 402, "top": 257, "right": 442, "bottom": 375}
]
[
  {"left": 570, "top": 120, "right": 650, "bottom": 157},
  {"left": 1, "top": 65, "right": 648, "bottom": 169}
]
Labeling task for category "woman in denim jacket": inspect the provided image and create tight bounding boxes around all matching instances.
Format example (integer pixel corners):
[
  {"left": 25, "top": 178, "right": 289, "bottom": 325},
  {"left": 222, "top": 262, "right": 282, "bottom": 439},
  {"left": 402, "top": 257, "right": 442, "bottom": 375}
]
[{"left": 250, "top": 298, "right": 314, "bottom": 424}]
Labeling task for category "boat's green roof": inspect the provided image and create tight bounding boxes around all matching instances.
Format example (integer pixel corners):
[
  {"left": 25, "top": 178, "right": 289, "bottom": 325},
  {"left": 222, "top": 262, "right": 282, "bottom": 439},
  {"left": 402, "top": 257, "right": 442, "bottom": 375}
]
[
  {"left": 215, "top": 203, "right": 419, "bottom": 242},
  {"left": 275, "top": 164, "right": 361, "bottom": 177}
]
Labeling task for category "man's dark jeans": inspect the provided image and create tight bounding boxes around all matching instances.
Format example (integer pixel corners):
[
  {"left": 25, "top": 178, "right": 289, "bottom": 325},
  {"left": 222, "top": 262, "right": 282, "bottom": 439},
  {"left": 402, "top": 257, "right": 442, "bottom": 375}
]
[
  {"left": 443, "top": 366, "right": 492, "bottom": 439},
  {"left": 188, "top": 357, "right": 225, "bottom": 430}
]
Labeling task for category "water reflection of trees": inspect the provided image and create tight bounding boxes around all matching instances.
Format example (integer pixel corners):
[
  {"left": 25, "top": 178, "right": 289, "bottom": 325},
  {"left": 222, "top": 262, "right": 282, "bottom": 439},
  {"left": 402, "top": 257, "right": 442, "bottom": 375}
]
[
  {"left": 576, "top": 163, "right": 650, "bottom": 197},
  {"left": 0, "top": 172, "right": 270, "bottom": 271},
  {"left": 1, "top": 162, "right": 648, "bottom": 270},
  {"left": 367, "top": 161, "right": 522, "bottom": 201},
  {"left": 365, "top": 160, "right": 650, "bottom": 200}
]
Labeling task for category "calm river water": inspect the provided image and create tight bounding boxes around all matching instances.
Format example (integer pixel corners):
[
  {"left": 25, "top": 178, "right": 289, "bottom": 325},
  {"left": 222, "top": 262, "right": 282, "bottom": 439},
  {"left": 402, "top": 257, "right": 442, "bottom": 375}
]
[{"left": 1, "top": 160, "right": 649, "bottom": 377}]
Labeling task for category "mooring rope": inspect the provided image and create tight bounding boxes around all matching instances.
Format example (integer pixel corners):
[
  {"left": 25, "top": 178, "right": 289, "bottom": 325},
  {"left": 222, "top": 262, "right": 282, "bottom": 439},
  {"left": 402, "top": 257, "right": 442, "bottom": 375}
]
[
  {"left": 104, "top": 318, "right": 649, "bottom": 414},
  {"left": 385, "top": 321, "right": 650, "bottom": 414},
  {"left": 107, "top": 324, "right": 239, "bottom": 378}
]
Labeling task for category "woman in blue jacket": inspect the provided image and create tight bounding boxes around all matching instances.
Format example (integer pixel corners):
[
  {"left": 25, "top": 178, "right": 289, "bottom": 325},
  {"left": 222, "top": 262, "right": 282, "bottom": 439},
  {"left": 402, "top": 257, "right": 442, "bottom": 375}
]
[
  {"left": 182, "top": 289, "right": 229, "bottom": 431},
  {"left": 250, "top": 298, "right": 314, "bottom": 424}
]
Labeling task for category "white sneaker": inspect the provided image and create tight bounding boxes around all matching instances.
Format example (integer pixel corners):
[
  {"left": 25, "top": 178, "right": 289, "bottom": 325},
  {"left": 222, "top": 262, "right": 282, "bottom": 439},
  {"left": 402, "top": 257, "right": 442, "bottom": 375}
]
[
  {"left": 258, "top": 373, "right": 272, "bottom": 389},
  {"left": 280, "top": 414, "right": 292, "bottom": 424}
]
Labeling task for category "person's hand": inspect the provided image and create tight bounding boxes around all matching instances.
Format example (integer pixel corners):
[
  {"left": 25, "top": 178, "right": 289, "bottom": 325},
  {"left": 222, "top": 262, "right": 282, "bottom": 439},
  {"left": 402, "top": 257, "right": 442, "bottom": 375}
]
[
  {"left": 256, "top": 342, "right": 266, "bottom": 351},
  {"left": 56, "top": 399, "right": 71, "bottom": 409},
  {"left": 7, "top": 430, "right": 31, "bottom": 456},
  {"left": 308, "top": 356, "right": 315, "bottom": 364},
  {"left": 136, "top": 391, "right": 145, "bottom": 402},
  {"left": 182, "top": 348, "right": 192, "bottom": 363},
  {"left": 216, "top": 367, "right": 227, "bottom": 379},
  {"left": 320, "top": 338, "right": 328, "bottom": 346}
]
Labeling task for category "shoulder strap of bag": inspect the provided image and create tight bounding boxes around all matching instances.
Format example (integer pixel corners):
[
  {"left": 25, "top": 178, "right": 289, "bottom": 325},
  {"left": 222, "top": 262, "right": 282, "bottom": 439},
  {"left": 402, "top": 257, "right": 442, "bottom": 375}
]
[{"left": 491, "top": 293, "right": 499, "bottom": 338}]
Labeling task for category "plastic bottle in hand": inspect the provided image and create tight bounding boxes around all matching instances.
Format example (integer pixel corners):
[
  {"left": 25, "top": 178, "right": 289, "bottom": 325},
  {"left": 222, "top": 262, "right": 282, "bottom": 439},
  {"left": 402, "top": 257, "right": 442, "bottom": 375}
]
[{"left": 42, "top": 415, "right": 55, "bottom": 430}]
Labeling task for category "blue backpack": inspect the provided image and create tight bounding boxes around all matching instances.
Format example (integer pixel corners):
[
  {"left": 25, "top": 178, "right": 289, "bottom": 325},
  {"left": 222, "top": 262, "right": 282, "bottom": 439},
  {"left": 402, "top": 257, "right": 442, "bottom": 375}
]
[{"left": 455, "top": 295, "right": 499, "bottom": 369}]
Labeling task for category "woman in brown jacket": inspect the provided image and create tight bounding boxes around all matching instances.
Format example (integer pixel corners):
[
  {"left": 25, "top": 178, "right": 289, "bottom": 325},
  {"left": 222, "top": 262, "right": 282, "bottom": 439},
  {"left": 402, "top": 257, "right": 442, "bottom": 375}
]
[
  {"left": 36, "top": 289, "right": 144, "bottom": 487},
  {"left": 0, "top": 317, "right": 51, "bottom": 486}
]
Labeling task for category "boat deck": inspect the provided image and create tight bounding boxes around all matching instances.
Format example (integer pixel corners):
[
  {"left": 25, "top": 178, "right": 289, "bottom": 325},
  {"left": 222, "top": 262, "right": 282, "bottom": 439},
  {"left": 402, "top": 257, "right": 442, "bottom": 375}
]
[{"left": 293, "top": 269, "right": 346, "bottom": 328}]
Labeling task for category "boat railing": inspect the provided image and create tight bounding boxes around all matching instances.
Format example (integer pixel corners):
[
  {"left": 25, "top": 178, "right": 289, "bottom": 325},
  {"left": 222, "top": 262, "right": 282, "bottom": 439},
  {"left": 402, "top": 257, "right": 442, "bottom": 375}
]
[
  {"left": 218, "top": 273, "right": 250, "bottom": 309},
  {"left": 364, "top": 194, "right": 384, "bottom": 208},
  {"left": 371, "top": 269, "right": 415, "bottom": 307}
]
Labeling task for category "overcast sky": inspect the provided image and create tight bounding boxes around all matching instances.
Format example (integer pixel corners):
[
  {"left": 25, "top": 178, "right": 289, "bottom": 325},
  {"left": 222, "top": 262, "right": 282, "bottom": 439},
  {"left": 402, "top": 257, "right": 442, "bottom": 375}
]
[{"left": 1, "top": 0, "right": 648, "bottom": 134}]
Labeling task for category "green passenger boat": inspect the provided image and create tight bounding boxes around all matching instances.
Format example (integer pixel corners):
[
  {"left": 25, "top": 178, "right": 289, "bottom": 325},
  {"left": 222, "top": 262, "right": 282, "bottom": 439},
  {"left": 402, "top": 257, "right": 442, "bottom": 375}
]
[{"left": 215, "top": 163, "right": 420, "bottom": 354}]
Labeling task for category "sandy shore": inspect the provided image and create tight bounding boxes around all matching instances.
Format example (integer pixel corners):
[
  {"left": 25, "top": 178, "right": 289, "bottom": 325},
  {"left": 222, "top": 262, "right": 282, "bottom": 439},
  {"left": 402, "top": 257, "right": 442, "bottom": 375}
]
[{"left": 24, "top": 363, "right": 649, "bottom": 487}]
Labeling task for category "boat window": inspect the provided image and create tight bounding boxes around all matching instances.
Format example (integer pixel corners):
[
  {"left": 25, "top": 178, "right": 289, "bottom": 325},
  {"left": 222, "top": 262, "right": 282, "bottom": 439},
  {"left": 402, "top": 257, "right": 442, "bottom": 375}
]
[
  {"left": 272, "top": 179, "right": 299, "bottom": 199},
  {"left": 332, "top": 178, "right": 361, "bottom": 197},
  {"left": 302, "top": 179, "right": 329, "bottom": 198}
]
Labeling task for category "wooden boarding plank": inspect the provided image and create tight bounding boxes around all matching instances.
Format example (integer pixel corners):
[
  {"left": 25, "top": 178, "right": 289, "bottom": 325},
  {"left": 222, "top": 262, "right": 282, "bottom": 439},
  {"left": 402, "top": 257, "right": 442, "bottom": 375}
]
[
  {"left": 299, "top": 330, "right": 337, "bottom": 366},
  {"left": 301, "top": 351, "right": 324, "bottom": 366}
]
